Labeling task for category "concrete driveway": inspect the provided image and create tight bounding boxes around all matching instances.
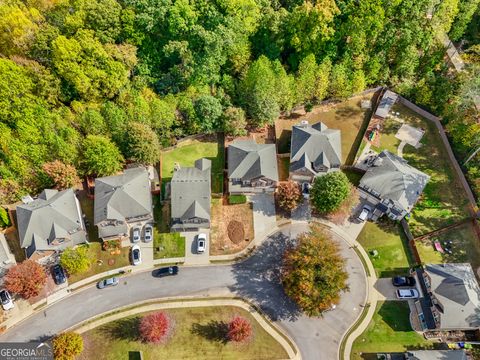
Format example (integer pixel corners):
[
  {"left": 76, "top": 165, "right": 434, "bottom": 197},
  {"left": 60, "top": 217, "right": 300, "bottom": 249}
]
[
  {"left": 374, "top": 278, "right": 399, "bottom": 300},
  {"left": 248, "top": 193, "right": 277, "bottom": 240},
  {"left": 1, "top": 223, "right": 367, "bottom": 360},
  {"left": 183, "top": 231, "right": 210, "bottom": 265}
]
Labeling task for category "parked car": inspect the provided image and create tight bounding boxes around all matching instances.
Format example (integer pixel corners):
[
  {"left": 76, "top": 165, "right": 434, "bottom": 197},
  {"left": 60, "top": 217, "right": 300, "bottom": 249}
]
[
  {"left": 0, "top": 289, "right": 14, "bottom": 311},
  {"left": 131, "top": 244, "right": 142, "bottom": 265},
  {"left": 396, "top": 289, "right": 419, "bottom": 299},
  {"left": 392, "top": 275, "right": 416, "bottom": 287},
  {"left": 153, "top": 266, "right": 179, "bottom": 277},
  {"left": 357, "top": 205, "right": 372, "bottom": 222},
  {"left": 144, "top": 224, "right": 153, "bottom": 242},
  {"left": 197, "top": 233, "right": 206, "bottom": 253},
  {"left": 51, "top": 264, "right": 67, "bottom": 285},
  {"left": 302, "top": 183, "right": 311, "bottom": 199},
  {"left": 131, "top": 226, "right": 141, "bottom": 243},
  {"left": 97, "top": 277, "right": 119, "bottom": 289}
]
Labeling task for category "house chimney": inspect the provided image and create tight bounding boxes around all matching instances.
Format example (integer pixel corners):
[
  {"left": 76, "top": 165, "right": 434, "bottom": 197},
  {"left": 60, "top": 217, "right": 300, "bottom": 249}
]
[
  {"left": 299, "top": 120, "right": 309, "bottom": 127},
  {"left": 21, "top": 195, "right": 34, "bottom": 204}
]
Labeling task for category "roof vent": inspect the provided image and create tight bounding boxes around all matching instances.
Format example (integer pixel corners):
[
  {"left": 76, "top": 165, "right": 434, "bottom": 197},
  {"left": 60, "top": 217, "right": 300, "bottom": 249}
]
[{"left": 300, "top": 120, "right": 309, "bottom": 127}]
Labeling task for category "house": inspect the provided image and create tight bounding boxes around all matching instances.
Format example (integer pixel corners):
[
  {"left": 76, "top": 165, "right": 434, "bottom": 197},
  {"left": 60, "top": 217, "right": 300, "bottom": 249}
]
[
  {"left": 170, "top": 158, "right": 211, "bottom": 232},
  {"left": 404, "top": 350, "right": 467, "bottom": 360},
  {"left": 358, "top": 150, "right": 429, "bottom": 220},
  {"left": 94, "top": 167, "right": 153, "bottom": 241},
  {"left": 16, "top": 189, "right": 87, "bottom": 261},
  {"left": 289, "top": 121, "right": 341, "bottom": 183},
  {"left": 414, "top": 263, "right": 480, "bottom": 333},
  {"left": 375, "top": 89, "right": 398, "bottom": 119},
  {"left": 228, "top": 140, "right": 279, "bottom": 194},
  {"left": 0, "top": 233, "right": 16, "bottom": 280}
]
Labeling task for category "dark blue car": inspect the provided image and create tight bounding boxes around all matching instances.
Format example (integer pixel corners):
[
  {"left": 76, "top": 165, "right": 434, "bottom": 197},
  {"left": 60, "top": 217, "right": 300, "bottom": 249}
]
[{"left": 52, "top": 264, "right": 67, "bottom": 285}]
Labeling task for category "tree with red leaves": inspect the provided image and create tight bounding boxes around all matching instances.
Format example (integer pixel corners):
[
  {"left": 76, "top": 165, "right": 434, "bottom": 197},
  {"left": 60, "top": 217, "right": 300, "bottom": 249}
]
[
  {"left": 139, "top": 311, "right": 172, "bottom": 343},
  {"left": 4, "top": 260, "right": 47, "bottom": 299},
  {"left": 227, "top": 316, "right": 252, "bottom": 342},
  {"left": 276, "top": 180, "right": 303, "bottom": 212}
]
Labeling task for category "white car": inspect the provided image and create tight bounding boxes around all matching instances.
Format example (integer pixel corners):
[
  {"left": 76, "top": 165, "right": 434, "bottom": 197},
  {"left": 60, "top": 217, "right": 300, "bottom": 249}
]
[
  {"left": 0, "top": 289, "right": 14, "bottom": 311},
  {"left": 396, "top": 289, "right": 419, "bottom": 299},
  {"left": 144, "top": 224, "right": 153, "bottom": 242},
  {"left": 131, "top": 244, "right": 142, "bottom": 265},
  {"left": 357, "top": 205, "right": 372, "bottom": 222},
  {"left": 131, "top": 227, "right": 141, "bottom": 243},
  {"left": 197, "top": 233, "right": 207, "bottom": 254}
]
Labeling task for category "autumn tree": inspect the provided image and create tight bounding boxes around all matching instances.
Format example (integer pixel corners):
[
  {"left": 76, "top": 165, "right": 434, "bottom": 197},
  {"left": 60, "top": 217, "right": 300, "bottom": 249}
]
[
  {"left": 53, "top": 332, "right": 84, "bottom": 360},
  {"left": 60, "top": 246, "right": 91, "bottom": 275},
  {"left": 4, "top": 260, "right": 47, "bottom": 299},
  {"left": 228, "top": 316, "right": 253, "bottom": 342},
  {"left": 310, "top": 172, "right": 351, "bottom": 213},
  {"left": 42, "top": 161, "right": 80, "bottom": 190},
  {"left": 125, "top": 122, "right": 160, "bottom": 165},
  {"left": 81, "top": 135, "right": 123, "bottom": 176},
  {"left": 139, "top": 311, "right": 172, "bottom": 343},
  {"left": 282, "top": 223, "right": 348, "bottom": 316},
  {"left": 277, "top": 181, "right": 303, "bottom": 212}
]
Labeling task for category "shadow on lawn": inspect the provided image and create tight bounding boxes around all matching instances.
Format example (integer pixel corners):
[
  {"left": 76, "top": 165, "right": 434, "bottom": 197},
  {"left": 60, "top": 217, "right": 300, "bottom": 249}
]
[
  {"left": 100, "top": 316, "right": 141, "bottom": 341},
  {"left": 191, "top": 321, "right": 229, "bottom": 344}
]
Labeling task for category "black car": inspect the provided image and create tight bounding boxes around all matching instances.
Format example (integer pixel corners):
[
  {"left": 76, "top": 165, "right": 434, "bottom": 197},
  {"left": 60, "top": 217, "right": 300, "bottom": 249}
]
[
  {"left": 52, "top": 265, "right": 67, "bottom": 285},
  {"left": 153, "top": 266, "right": 179, "bottom": 277},
  {"left": 392, "top": 275, "right": 416, "bottom": 287}
]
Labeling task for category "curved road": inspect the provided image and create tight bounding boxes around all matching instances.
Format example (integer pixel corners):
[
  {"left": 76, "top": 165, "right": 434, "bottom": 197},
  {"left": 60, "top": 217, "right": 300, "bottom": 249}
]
[{"left": 0, "top": 223, "right": 367, "bottom": 360}]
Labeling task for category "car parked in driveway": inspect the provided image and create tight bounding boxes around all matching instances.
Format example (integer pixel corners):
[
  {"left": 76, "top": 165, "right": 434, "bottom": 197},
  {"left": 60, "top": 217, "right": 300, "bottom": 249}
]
[
  {"left": 51, "top": 264, "right": 67, "bottom": 285},
  {"left": 131, "top": 226, "right": 141, "bottom": 243},
  {"left": 97, "top": 277, "right": 119, "bottom": 289},
  {"left": 0, "top": 289, "right": 14, "bottom": 311},
  {"left": 144, "top": 224, "right": 153, "bottom": 242},
  {"left": 197, "top": 233, "right": 206, "bottom": 253},
  {"left": 131, "top": 244, "right": 141, "bottom": 265},
  {"left": 357, "top": 205, "right": 372, "bottom": 222},
  {"left": 153, "top": 266, "right": 179, "bottom": 277},
  {"left": 392, "top": 275, "right": 416, "bottom": 287},
  {"left": 396, "top": 288, "right": 419, "bottom": 299}
]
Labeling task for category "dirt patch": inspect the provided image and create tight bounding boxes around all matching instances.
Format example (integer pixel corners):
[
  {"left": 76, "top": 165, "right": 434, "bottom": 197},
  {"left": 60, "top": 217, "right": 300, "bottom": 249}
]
[{"left": 210, "top": 198, "right": 254, "bottom": 255}]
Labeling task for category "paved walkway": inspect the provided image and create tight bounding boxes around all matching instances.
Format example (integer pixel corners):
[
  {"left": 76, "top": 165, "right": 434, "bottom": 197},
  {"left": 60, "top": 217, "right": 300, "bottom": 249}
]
[{"left": 398, "top": 140, "right": 406, "bottom": 157}]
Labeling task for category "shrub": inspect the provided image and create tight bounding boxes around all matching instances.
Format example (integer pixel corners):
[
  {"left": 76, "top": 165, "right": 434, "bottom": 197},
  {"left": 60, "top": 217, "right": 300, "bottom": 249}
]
[
  {"left": 4, "top": 260, "right": 47, "bottom": 299},
  {"left": 60, "top": 246, "right": 91, "bottom": 275},
  {"left": 53, "top": 332, "right": 84, "bottom": 360},
  {"left": 228, "top": 195, "right": 247, "bottom": 204},
  {"left": 227, "top": 316, "right": 252, "bottom": 342},
  {"left": 139, "top": 311, "right": 172, "bottom": 343},
  {"left": 0, "top": 207, "right": 10, "bottom": 227},
  {"left": 310, "top": 172, "right": 351, "bottom": 213},
  {"left": 276, "top": 181, "right": 303, "bottom": 211}
]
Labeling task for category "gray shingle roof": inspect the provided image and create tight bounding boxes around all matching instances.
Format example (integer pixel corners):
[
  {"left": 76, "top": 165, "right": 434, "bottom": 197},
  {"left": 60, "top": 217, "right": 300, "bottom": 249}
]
[
  {"left": 406, "top": 350, "right": 467, "bottom": 360},
  {"left": 94, "top": 167, "right": 152, "bottom": 226},
  {"left": 359, "top": 150, "right": 429, "bottom": 213},
  {"left": 171, "top": 159, "right": 211, "bottom": 221},
  {"left": 425, "top": 263, "right": 480, "bottom": 330},
  {"left": 375, "top": 89, "right": 398, "bottom": 118},
  {"left": 228, "top": 140, "right": 278, "bottom": 182},
  {"left": 290, "top": 121, "right": 341, "bottom": 175},
  {"left": 16, "top": 189, "right": 86, "bottom": 252}
]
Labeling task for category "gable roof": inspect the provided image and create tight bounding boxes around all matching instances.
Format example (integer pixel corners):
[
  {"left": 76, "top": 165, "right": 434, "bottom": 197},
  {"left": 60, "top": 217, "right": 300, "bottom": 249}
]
[
  {"left": 16, "top": 188, "right": 86, "bottom": 251},
  {"left": 94, "top": 167, "right": 152, "bottom": 225},
  {"left": 228, "top": 140, "right": 278, "bottom": 182},
  {"left": 359, "top": 150, "right": 429, "bottom": 212},
  {"left": 406, "top": 350, "right": 467, "bottom": 360},
  {"left": 425, "top": 263, "right": 480, "bottom": 330},
  {"left": 290, "top": 121, "right": 341, "bottom": 175},
  {"left": 375, "top": 89, "right": 398, "bottom": 118},
  {"left": 171, "top": 158, "right": 211, "bottom": 221}
]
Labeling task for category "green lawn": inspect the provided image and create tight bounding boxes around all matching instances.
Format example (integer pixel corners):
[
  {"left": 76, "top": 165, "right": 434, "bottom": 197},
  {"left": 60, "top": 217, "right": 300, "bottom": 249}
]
[
  {"left": 357, "top": 221, "right": 413, "bottom": 278},
  {"left": 415, "top": 221, "right": 480, "bottom": 269},
  {"left": 351, "top": 301, "right": 435, "bottom": 359},
  {"left": 161, "top": 134, "right": 225, "bottom": 194},
  {"left": 370, "top": 119, "right": 401, "bottom": 154},
  {"left": 79, "top": 306, "right": 288, "bottom": 360},
  {"left": 154, "top": 232, "right": 185, "bottom": 259}
]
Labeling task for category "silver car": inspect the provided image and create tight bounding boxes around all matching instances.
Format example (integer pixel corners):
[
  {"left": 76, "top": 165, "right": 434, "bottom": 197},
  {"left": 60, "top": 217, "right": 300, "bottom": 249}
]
[
  {"left": 144, "top": 224, "right": 153, "bottom": 242},
  {"left": 97, "top": 277, "right": 119, "bottom": 289},
  {"left": 131, "top": 227, "right": 141, "bottom": 243}
]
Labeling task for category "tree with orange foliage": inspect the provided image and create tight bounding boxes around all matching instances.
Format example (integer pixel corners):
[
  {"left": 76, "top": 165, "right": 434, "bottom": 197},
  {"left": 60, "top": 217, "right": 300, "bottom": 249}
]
[
  {"left": 42, "top": 160, "right": 80, "bottom": 190},
  {"left": 139, "top": 311, "right": 172, "bottom": 343},
  {"left": 276, "top": 180, "right": 303, "bottom": 211},
  {"left": 4, "top": 260, "right": 47, "bottom": 299},
  {"left": 227, "top": 316, "right": 252, "bottom": 342}
]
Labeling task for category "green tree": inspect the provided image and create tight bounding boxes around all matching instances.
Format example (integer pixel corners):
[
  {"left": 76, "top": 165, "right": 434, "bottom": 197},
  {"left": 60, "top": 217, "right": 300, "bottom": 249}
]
[
  {"left": 81, "top": 135, "right": 123, "bottom": 176},
  {"left": 449, "top": 0, "right": 480, "bottom": 41},
  {"left": 295, "top": 54, "right": 318, "bottom": 105},
  {"left": 282, "top": 223, "right": 348, "bottom": 316},
  {"left": 125, "top": 122, "right": 160, "bottom": 165},
  {"left": 194, "top": 95, "right": 223, "bottom": 133},
  {"left": 314, "top": 58, "right": 332, "bottom": 101},
  {"left": 0, "top": 207, "right": 10, "bottom": 227},
  {"left": 329, "top": 63, "right": 351, "bottom": 99},
  {"left": 53, "top": 332, "right": 84, "bottom": 360},
  {"left": 223, "top": 106, "right": 247, "bottom": 136},
  {"left": 310, "top": 172, "right": 351, "bottom": 213},
  {"left": 79, "top": 109, "right": 107, "bottom": 135},
  {"left": 60, "top": 246, "right": 91, "bottom": 275}
]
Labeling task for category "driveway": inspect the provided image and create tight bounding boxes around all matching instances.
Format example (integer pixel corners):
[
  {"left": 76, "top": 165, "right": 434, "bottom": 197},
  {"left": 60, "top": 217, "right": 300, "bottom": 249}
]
[
  {"left": 183, "top": 231, "right": 210, "bottom": 265},
  {"left": 1, "top": 223, "right": 367, "bottom": 360},
  {"left": 374, "top": 278, "right": 399, "bottom": 300},
  {"left": 248, "top": 193, "right": 277, "bottom": 240}
]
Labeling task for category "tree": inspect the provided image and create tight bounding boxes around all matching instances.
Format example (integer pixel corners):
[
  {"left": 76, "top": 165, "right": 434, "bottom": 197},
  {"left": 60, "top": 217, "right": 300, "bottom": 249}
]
[
  {"left": 139, "top": 311, "right": 172, "bottom": 343},
  {"left": 42, "top": 161, "right": 80, "bottom": 190},
  {"left": 310, "top": 172, "right": 351, "bottom": 213},
  {"left": 449, "top": 0, "right": 480, "bottom": 41},
  {"left": 276, "top": 181, "right": 303, "bottom": 211},
  {"left": 53, "top": 332, "right": 84, "bottom": 360},
  {"left": 282, "top": 223, "right": 348, "bottom": 316},
  {"left": 228, "top": 316, "right": 253, "bottom": 342},
  {"left": 81, "top": 135, "right": 123, "bottom": 176},
  {"left": 314, "top": 58, "right": 331, "bottom": 101},
  {"left": 60, "top": 246, "right": 91, "bottom": 275},
  {"left": 4, "top": 260, "right": 47, "bottom": 299},
  {"left": 0, "top": 207, "right": 11, "bottom": 227},
  {"left": 295, "top": 54, "right": 318, "bottom": 104},
  {"left": 223, "top": 106, "right": 247, "bottom": 136},
  {"left": 329, "top": 63, "right": 352, "bottom": 99},
  {"left": 125, "top": 122, "right": 160, "bottom": 165},
  {"left": 194, "top": 95, "right": 223, "bottom": 133}
]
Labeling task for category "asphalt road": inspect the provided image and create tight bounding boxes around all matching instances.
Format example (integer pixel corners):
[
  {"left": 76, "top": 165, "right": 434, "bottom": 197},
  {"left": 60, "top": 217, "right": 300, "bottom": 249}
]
[{"left": 0, "top": 223, "right": 367, "bottom": 360}]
